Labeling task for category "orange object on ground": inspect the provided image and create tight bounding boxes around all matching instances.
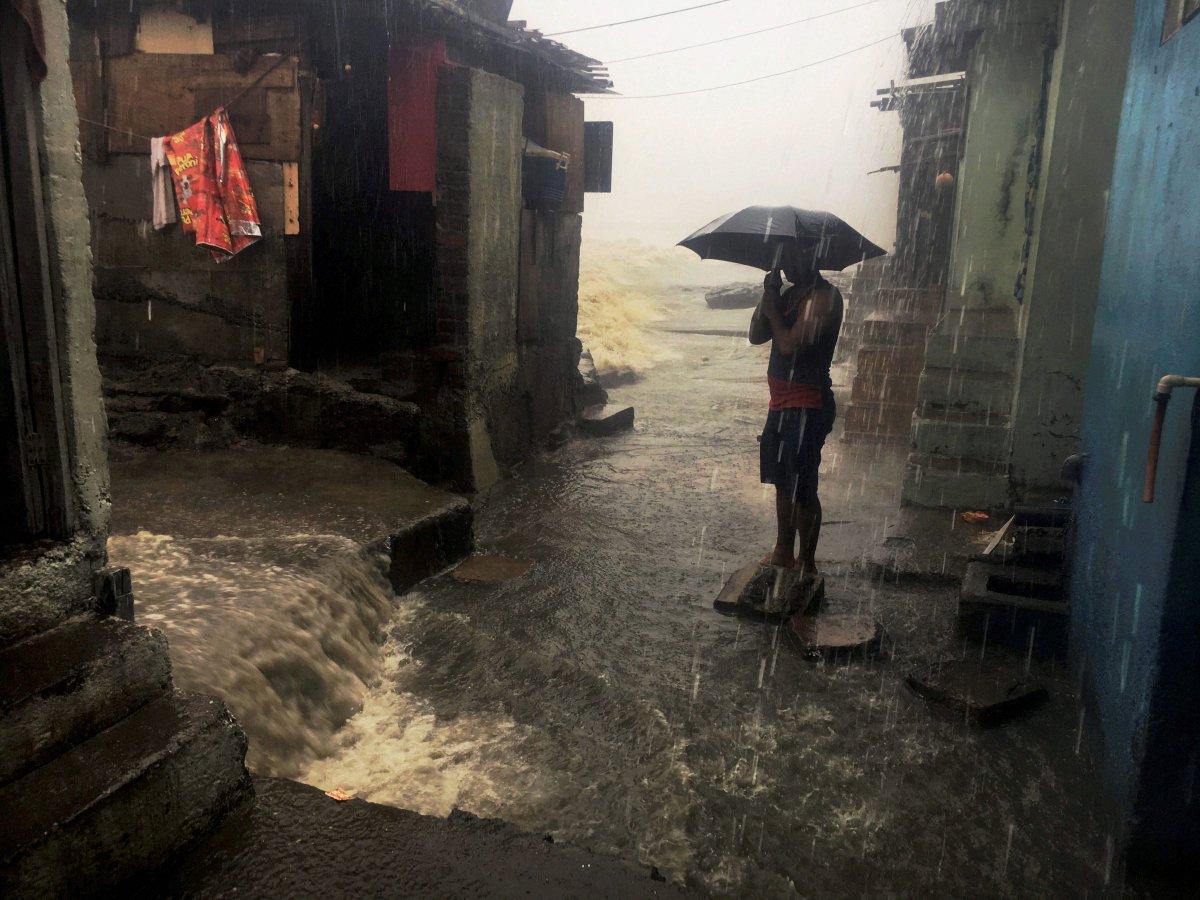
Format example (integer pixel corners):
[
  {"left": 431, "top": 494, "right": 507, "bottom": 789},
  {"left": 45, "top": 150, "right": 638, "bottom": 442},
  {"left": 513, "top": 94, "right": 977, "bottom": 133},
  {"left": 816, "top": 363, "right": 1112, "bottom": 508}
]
[
  {"left": 960, "top": 510, "right": 990, "bottom": 523},
  {"left": 324, "top": 789, "right": 351, "bottom": 801},
  {"left": 164, "top": 108, "right": 262, "bottom": 261}
]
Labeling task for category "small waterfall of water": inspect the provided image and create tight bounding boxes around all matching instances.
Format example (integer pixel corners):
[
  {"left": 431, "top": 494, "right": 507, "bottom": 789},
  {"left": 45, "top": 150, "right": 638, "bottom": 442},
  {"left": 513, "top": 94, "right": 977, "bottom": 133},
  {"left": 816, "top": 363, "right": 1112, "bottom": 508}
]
[{"left": 108, "top": 530, "right": 395, "bottom": 776}]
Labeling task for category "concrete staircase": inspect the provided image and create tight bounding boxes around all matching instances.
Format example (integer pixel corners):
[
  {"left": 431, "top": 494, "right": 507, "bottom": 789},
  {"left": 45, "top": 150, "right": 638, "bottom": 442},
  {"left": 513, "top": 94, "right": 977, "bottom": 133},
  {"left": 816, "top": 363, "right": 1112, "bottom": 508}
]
[
  {"left": 902, "top": 309, "right": 1019, "bottom": 509},
  {"left": 843, "top": 286, "right": 943, "bottom": 443},
  {"left": 0, "top": 613, "right": 250, "bottom": 897}
]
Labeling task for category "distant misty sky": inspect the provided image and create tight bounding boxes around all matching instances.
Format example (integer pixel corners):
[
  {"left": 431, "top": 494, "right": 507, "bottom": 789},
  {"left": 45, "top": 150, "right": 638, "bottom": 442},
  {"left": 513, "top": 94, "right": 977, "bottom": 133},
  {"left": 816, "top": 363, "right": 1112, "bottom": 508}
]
[{"left": 509, "top": 0, "right": 937, "bottom": 251}]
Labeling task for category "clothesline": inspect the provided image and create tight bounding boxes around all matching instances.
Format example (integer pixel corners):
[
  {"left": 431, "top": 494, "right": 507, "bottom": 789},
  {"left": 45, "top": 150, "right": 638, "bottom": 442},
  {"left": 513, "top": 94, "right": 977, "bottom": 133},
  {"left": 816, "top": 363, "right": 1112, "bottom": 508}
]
[{"left": 77, "top": 37, "right": 307, "bottom": 144}]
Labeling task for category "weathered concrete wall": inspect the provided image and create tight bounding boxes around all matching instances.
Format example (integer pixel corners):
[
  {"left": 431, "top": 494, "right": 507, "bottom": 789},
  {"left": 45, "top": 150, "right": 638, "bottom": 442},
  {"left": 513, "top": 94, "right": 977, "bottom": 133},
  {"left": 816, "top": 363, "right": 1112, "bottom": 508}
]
[
  {"left": 518, "top": 210, "right": 582, "bottom": 448},
  {"left": 904, "top": 1, "right": 1057, "bottom": 509},
  {"left": 433, "top": 64, "right": 523, "bottom": 491},
  {"left": 84, "top": 155, "right": 290, "bottom": 365},
  {"left": 430, "top": 68, "right": 585, "bottom": 491},
  {"left": 464, "top": 69, "right": 523, "bottom": 487},
  {"left": 945, "top": 11, "right": 1049, "bottom": 321},
  {"left": 1069, "top": 0, "right": 1200, "bottom": 870},
  {"left": 0, "top": 0, "right": 111, "bottom": 645},
  {"left": 1009, "top": 0, "right": 1134, "bottom": 496}
]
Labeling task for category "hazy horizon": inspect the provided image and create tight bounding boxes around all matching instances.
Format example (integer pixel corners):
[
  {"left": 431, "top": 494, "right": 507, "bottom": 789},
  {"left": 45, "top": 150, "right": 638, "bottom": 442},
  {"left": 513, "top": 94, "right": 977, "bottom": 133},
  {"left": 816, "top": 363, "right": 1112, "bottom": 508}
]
[{"left": 510, "top": 0, "right": 937, "bottom": 256}]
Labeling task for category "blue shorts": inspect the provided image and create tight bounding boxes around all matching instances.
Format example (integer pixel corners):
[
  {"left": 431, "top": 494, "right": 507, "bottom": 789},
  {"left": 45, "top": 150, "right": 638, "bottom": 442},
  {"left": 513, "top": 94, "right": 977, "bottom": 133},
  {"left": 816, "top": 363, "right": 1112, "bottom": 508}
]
[{"left": 759, "top": 403, "right": 834, "bottom": 505}]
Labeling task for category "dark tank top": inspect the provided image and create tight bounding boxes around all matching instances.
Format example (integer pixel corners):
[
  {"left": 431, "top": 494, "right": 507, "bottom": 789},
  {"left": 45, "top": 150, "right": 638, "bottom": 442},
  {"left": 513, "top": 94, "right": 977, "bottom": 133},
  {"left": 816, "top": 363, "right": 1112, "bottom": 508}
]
[{"left": 766, "top": 277, "right": 844, "bottom": 406}]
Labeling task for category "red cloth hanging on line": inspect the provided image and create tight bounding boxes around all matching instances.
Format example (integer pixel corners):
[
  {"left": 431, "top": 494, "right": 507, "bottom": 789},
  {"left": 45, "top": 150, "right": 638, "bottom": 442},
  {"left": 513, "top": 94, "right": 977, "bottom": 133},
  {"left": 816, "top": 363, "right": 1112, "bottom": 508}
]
[{"left": 163, "top": 108, "right": 262, "bottom": 261}]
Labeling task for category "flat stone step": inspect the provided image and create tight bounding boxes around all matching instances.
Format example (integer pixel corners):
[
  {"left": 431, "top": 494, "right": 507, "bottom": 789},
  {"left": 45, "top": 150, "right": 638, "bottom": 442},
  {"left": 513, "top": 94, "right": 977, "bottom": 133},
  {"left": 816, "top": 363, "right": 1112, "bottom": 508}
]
[
  {"left": 906, "top": 659, "right": 1048, "bottom": 726},
  {"left": 578, "top": 404, "right": 635, "bottom": 436},
  {"left": 902, "top": 462, "right": 1011, "bottom": 510},
  {"left": 851, "top": 372, "right": 921, "bottom": 405},
  {"left": 924, "top": 333, "right": 1020, "bottom": 374},
  {"left": 843, "top": 400, "right": 914, "bottom": 437},
  {"left": 0, "top": 615, "right": 172, "bottom": 787},
  {"left": 0, "top": 691, "right": 250, "bottom": 899},
  {"left": 916, "top": 368, "right": 1015, "bottom": 419},
  {"left": 960, "top": 560, "right": 1067, "bottom": 615},
  {"left": 911, "top": 418, "right": 1012, "bottom": 462}
]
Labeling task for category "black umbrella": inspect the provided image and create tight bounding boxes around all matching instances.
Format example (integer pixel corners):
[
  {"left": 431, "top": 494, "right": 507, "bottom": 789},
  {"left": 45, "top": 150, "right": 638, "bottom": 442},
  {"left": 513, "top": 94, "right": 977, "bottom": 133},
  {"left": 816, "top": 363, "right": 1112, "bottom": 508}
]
[{"left": 677, "top": 205, "right": 887, "bottom": 272}]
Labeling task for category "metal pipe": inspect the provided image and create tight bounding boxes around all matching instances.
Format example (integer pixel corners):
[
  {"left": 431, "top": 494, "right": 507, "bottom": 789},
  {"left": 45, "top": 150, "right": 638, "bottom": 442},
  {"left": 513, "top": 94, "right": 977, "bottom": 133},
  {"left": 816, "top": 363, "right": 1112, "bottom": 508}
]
[{"left": 1143, "top": 376, "right": 1200, "bottom": 503}]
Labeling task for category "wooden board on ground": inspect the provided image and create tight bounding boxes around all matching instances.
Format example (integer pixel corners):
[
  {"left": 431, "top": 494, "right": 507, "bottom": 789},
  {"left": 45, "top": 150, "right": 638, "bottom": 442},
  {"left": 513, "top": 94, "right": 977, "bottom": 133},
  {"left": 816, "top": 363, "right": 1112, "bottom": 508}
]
[
  {"left": 905, "top": 658, "right": 1048, "bottom": 726},
  {"left": 712, "top": 562, "right": 824, "bottom": 621},
  {"left": 452, "top": 555, "right": 532, "bottom": 583}
]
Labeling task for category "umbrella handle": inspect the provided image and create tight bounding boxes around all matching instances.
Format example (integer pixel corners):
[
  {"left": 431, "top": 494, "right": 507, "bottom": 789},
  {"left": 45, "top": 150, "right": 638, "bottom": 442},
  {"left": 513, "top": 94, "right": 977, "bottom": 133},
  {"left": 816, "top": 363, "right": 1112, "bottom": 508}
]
[{"left": 771, "top": 243, "right": 784, "bottom": 270}]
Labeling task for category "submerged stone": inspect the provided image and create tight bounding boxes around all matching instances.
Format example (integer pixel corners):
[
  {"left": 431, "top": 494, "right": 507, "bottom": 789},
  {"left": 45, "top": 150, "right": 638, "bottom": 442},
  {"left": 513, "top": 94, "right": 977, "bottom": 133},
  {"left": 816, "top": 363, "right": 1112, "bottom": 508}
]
[
  {"left": 905, "top": 658, "right": 1049, "bottom": 726},
  {"left": 789, "top": 612, "right": 881, "bottom": 656},
  {"left": 577, "top": 404, "right": 634, "bottom": 436},
  {"left": 451, "top": 555, "right": 532, "bottom": 583}
]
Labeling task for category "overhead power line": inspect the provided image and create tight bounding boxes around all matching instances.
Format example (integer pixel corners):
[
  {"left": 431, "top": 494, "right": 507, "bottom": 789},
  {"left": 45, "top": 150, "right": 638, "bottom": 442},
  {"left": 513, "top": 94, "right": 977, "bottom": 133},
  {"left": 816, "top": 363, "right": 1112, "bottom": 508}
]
[
  {"left": 593, "top": 33, "right": 901, "bottom": 99},
  {"left": 608, "top": 0, "right": 886, "bottom": 63},
  {"left": 546, "top": 0, "right": 736, "bottom": 37}
]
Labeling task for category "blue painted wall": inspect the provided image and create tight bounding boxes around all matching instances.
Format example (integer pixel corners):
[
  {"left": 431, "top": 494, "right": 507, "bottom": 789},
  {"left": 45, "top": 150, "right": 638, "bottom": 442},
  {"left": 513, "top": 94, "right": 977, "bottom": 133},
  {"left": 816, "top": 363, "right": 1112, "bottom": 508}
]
[{"left": 1070, "top": 0, "right": 1200, "bottom": 868}]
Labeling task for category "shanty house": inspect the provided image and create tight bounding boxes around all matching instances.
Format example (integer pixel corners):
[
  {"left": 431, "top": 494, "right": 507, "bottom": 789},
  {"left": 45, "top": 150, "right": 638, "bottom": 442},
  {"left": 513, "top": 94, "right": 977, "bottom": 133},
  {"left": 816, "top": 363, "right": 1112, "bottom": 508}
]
[{"left": 67, "top": 0, "right": 614, "bottom": 489}]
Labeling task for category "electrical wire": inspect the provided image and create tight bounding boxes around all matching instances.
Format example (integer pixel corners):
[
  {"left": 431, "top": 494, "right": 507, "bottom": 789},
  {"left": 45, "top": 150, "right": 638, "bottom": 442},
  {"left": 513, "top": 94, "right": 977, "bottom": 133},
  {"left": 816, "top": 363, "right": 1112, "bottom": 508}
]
[
  {"left": 593, "top": 32, "right": 900, "bottom": 99},
  {"left": 546, "top": 0, "right": 737, "bottom": 37},
  {"left": 608, "top": 0, "right": 886, "bottom": 63}
]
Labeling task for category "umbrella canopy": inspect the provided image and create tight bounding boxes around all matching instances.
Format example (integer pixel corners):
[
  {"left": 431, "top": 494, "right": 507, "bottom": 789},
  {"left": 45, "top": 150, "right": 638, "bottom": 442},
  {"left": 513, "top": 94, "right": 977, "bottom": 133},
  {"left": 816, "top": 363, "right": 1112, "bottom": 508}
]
[{"left": 678, "top": 205, "right": 887, "bottom": 272}]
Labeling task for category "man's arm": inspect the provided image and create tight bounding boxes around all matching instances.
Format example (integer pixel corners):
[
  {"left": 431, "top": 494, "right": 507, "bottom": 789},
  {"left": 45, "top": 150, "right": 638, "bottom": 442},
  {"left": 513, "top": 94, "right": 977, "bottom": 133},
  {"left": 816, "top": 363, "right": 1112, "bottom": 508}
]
[
  {"left": 748, "top": 270, "right": 782, "bottom": 345},
  {"left": 761, "top": 284, "right": 836, "bottom": 357}
]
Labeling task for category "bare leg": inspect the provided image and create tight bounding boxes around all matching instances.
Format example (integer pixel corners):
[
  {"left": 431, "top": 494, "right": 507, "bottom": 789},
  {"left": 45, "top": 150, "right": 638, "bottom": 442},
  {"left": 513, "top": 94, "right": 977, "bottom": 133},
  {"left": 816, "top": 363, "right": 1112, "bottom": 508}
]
[
  {"left": 792, "top": 495, "right": 822, "bottom": 578},
  {"left": 761, "top": 485, "right": 796, "bottom": 567}
]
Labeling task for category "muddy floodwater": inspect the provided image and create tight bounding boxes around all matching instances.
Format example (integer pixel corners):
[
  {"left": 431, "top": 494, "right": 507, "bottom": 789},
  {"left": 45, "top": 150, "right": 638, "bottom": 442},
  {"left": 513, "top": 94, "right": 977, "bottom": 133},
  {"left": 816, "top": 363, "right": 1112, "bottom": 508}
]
[{"left": 111, "top": 287, "right": 1127, "bottom": 897}]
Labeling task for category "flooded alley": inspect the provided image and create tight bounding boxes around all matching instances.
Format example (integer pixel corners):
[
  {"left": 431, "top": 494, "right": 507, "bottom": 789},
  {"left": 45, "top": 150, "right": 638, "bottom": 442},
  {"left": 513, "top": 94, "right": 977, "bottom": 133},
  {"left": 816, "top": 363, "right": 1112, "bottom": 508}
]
[
  {"left": 4, "top": 0, "right": 1199, "bottom": 896},
  {"left": 112, "top": 280, "right": 1123, "bottom": 896}
]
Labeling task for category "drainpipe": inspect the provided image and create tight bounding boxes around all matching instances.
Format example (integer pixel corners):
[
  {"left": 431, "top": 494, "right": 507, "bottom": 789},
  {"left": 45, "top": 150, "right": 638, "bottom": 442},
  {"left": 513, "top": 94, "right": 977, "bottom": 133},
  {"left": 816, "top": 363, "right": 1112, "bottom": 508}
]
[{"left": 1143, "top": 375, "right": 1200, "bottom": 503}]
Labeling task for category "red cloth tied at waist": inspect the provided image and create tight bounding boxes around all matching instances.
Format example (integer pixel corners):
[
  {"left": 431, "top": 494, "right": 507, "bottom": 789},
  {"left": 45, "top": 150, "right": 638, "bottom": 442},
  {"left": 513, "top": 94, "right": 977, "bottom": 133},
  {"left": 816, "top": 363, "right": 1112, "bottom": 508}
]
[
  {"left": 768, "top": 375, "right": 823, "bottom": 411},
  {"left": 164, "top": 108, "right": 262, "bottom": 261}
]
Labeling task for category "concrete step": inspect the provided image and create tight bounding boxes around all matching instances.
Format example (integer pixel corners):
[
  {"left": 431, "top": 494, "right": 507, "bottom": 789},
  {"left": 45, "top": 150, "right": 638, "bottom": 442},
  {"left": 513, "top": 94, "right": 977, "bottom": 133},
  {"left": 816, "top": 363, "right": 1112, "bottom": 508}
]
[
  {"left": 924, "top": 333, "right": 1020, "bottom": 374},
  {"left": 843, "top": 400, "right": 914, "bottom": 438},
  {"left": 911, "top": 418, "right": 1012, "bottom": 462},
  {"left": 852, "top": 373, "right": 921, "bottom": 405},
  {"left": 860, "top": 316, "right": 930, "bottom": 347},
  {"left": 856, "top": 345, "right": 928, "bottom": 376},
  {"left": 387, "top": 495, "right": 475, "bottom": 595},
  {"left": 0, "top": 691, "right": 250, "bottom": 899},
  {"left": 907, "top": 451, "right": 1008, "bottom": 476},
  {"left": 916, "top": 368, "right": 1015, "bottom": 418},
  {"left": 578, "top": 404, "right": 635, "bottom": 437},
  {"left": 0, "top": 615, "right": 172, "bottom": 787},
  {"left": 902, "top": 461, "right": 1011, "bottom": 510}
]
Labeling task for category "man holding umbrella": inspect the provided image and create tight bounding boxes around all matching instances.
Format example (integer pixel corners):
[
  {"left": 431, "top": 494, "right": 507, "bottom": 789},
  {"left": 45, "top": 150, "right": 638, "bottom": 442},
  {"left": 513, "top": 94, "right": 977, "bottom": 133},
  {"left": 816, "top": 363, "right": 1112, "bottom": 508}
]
[
  {"left": 748, "top": 246, "right": 843, "bottom": 579},
  {"left": 679, "top": 205, "right": 884, "bottom": 586}
]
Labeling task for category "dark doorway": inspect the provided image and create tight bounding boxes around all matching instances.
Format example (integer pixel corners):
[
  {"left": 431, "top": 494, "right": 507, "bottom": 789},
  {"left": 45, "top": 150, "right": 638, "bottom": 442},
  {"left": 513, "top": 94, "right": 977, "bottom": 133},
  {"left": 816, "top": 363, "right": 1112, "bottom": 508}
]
[{"left": 309, "top": 26, "right": 437, "bottom": 370}]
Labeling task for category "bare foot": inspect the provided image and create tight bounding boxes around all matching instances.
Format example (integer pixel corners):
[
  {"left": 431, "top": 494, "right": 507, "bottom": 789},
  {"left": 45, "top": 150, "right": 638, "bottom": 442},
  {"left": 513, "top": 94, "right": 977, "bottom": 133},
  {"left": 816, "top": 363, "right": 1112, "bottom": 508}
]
[
  {"left": 791, "top": 560, "right": 819, "bottom": 581},
  {"left": 760, "top": 549, "right": 795, "bottom": 568}
]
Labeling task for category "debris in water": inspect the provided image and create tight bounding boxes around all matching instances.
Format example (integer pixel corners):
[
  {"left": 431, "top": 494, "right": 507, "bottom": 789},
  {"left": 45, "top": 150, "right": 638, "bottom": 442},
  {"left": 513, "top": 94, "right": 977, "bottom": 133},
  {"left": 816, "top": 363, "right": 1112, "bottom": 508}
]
[{"left": 324, "top": 789, "right": 352, "bottom": 801}]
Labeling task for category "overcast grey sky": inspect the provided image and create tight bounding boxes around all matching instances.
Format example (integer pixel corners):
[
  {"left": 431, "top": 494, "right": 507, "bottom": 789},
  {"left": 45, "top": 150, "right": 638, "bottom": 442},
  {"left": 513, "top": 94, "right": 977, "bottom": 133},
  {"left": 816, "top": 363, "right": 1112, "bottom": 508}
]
[{"left": 510, "top": 0, "right": 937, "bottom": 251}]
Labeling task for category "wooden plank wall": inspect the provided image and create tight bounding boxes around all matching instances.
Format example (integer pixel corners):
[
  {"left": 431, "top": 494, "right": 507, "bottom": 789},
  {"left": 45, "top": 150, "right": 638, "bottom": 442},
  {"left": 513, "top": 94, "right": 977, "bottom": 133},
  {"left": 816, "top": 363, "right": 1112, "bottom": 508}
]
[
  {"left": 524, "top": 89, "right": 585, "bottom": 213},
  {"left": 103, "top": 53, "right": 301, "bottom": 160}
]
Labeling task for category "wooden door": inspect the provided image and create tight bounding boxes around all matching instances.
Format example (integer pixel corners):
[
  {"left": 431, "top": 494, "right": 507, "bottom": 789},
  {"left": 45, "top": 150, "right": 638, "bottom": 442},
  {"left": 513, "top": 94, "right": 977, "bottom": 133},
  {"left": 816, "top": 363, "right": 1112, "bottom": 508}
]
[{"left": 0, "top": 5, "right": 73, "bottom": 544}]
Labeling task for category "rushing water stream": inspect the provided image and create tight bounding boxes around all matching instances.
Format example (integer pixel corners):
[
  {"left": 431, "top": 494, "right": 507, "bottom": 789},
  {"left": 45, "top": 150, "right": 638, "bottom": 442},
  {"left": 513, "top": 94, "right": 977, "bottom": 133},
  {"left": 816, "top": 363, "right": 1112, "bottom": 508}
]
[{"left": 111, "top": 282, "right": 1125, "bottom": 897}]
